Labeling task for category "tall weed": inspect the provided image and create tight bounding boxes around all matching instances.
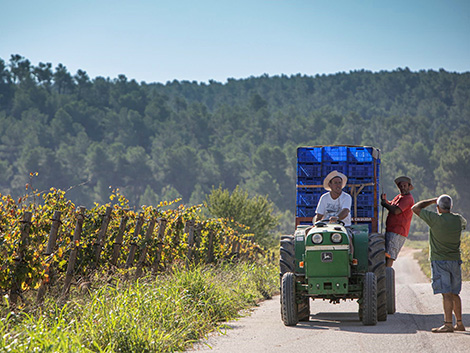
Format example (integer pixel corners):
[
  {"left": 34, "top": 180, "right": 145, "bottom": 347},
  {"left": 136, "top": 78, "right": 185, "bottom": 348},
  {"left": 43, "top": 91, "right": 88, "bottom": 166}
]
[
  {"left": 460, "top": 233, "right": 470, "bottom": 280},
  {"left": 0, "top": 260, "right": 278, "bottom": 352}
]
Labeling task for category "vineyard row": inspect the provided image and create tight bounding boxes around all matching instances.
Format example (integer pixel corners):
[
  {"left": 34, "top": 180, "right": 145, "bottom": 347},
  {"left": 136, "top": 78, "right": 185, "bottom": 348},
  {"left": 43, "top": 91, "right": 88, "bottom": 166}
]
[{"left": 0, "top": 188, "right": 266, "bottom": 306}]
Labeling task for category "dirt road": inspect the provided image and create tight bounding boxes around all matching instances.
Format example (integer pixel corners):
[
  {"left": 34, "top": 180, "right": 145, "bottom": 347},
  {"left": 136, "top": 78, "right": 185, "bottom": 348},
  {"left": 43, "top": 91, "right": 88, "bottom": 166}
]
[{"left": 188, "top": 247, "right": 470, "bottom": 352}]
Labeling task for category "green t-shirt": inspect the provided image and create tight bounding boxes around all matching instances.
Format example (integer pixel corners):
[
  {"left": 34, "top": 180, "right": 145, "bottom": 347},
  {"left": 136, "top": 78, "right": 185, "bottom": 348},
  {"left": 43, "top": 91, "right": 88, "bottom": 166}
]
[{"left": 418, "top": 209, "right": 467, "bottom": 261}]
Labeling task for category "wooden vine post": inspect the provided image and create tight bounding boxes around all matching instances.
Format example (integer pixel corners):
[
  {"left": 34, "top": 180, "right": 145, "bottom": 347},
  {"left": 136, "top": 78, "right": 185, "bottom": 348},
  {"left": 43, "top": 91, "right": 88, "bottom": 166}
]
[
  {"left": 235, "top": 239, "right": 241, "bottom": 258},
  {"left": 230, "top": 235, "right": 238, "bottom": 257},
  {"left": 62, "top": 206, "right": 86, "bottom": 297},
  {"left": 111, "top": 212, "right": 129, "bottom": 266},
  {"left": 186, "top": 220, "right": 195, "bottom": 267},
  {"left": 9, "top": 212, "right": 32, "bottom": 305},
  {"left": 135, "top": 218, "right": 156, "bottom": 278},
  {"left": 78, "top": 206, "right": 112, "bottom": 293},
  {"left": 92, "top": 206, "right": 112, "bottom": 268},
  {"left": 151, "top": 218, "right": 167, "bottom": 274},
  {"left": 194, "top": 223, "right": 202, "bottom": 265},
  {"left": 46, "top": 211, "right": 62, "bottom": 254},
  {"left": 37, "top": 210, "right": 62, "bottom": 304},
  {"left": 243, "top": 235, "right": 253, "bottom": 261},
  {"left": 125, "top": 213, "right": 144, "bottom": 269},
  {"left": 206, "top": 229, "right": 214, "bottom": 264}
]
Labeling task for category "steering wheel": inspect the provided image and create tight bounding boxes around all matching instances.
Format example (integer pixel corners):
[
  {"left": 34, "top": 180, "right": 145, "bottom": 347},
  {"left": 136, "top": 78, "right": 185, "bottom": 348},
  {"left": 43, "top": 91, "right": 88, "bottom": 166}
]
[{"left": 316, "top": 218, "right": 345, "bottom": 226}]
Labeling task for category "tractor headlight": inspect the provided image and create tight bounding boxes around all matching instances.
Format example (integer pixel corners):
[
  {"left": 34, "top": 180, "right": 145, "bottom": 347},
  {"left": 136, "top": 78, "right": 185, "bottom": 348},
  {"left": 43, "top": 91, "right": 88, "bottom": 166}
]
[
  {"left": 331, "top": 233, "right": 342, "bottom": 243},
  {"left": 312, "top": 233, "right": 323, "bottom": 244}
]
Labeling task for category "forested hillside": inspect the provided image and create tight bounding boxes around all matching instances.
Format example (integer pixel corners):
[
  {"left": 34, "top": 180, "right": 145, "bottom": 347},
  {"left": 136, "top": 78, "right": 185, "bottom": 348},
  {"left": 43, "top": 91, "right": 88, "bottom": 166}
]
[{"left": 1, "top": 55, "right": 469, "bottom": 235}]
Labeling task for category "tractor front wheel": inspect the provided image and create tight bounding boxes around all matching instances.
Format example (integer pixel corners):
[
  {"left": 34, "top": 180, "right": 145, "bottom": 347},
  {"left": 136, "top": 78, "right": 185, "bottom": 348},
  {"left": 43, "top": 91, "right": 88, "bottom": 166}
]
[
  {"left": 281, "top": 272, "right": 298, "bottom": 326},
  {"left": 362, "top": 272, "right": 378, "bottom": 326},
  {"left": 368, "top": 232, "right": 387, "bottom": 321}
]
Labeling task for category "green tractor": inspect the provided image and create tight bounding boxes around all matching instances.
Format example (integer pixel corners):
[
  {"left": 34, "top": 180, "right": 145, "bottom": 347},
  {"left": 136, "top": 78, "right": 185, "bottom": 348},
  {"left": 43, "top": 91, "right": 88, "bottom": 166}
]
[{"left": 280, "top": 145, "right": 395, "bottom": 326}]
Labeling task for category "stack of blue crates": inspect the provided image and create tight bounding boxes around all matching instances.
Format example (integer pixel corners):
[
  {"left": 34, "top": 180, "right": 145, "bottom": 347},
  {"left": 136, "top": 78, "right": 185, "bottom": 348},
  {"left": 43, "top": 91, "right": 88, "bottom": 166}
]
[{"left": 296, "top": 146, "right": 380, "bottom": 230}]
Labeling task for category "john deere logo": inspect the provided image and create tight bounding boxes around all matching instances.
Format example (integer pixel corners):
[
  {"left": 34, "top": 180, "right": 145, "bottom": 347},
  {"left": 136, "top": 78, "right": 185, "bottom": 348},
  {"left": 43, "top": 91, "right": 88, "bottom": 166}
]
[{"left": 321, "top": 252, "right": 333, "bottom": 262}]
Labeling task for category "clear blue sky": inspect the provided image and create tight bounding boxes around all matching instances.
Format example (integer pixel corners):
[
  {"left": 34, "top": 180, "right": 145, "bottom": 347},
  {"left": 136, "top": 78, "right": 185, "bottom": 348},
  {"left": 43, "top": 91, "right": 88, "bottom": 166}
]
[{"left": 1, "top": 0, "right": 469, "bottom": 83}]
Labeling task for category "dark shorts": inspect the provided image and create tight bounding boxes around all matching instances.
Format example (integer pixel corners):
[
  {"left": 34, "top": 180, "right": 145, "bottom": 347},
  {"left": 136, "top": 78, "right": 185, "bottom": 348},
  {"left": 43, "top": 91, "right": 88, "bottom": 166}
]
[
  {"left": 385, "top": 231, "right": 406, "bottom": 260},
  {"left": 431, "top": 260, "right": 462, "bottom": 295}
]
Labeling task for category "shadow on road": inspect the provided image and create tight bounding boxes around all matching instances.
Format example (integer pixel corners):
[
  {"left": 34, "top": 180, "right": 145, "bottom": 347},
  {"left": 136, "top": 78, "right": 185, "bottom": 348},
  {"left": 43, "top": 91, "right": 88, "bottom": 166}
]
[{"left": 294, "top": 312, "right": 470, "bottom": 335}]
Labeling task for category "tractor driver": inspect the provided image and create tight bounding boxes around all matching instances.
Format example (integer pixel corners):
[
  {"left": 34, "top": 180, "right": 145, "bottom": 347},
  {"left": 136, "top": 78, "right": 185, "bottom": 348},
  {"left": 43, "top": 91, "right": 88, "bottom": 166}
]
[{"left": 314, "top": 170, "right": 352, "bottom": 226}]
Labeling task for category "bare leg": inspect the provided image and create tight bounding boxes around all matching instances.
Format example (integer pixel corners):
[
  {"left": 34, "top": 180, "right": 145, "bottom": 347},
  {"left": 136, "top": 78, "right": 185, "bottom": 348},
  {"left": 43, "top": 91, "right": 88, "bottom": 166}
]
[
  {"left": 452, "top": 294, "right": 462, "bottom": 321},
  {"left": 432, "top": 293, "right": 454, "bottom": 332},
  {"left": 386, "top": 257, "right": 394, "bottom": 267},
  {"left": 453, "top": 294, "right": 465, "bottom": 331},
  {"left": 443, "top": 293, "right": 454, "bottom": 323}
]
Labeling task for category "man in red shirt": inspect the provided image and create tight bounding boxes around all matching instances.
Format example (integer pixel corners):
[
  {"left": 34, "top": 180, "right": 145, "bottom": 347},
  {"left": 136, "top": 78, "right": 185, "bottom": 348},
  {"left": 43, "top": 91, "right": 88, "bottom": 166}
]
[{"left": 381, "top": 176, "right": 415, "bottom": 267}]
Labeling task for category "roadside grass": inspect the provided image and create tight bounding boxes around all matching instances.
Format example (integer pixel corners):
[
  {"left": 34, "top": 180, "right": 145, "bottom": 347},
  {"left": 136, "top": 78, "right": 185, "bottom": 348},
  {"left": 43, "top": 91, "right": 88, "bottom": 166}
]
[
  {"left": 406, "top": 232, "right": 470, "bottom": 281},
  {"left": 0, "top": 260, "right": 278, "bottom": 352},
  {"left": 460, "top": 232, "right": 470, "bottom": 281}
]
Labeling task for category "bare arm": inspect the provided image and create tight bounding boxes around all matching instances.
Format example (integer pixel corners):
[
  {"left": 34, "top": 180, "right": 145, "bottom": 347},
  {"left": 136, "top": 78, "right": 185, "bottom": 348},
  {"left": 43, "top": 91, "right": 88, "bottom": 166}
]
[
  {"left": 337, "top": 208, "right": 350, "bottom": 221},
  {"left": 381, "top": 195, "right": 403, "bottom": 215},
  {"left": 314, "top": 214, "right": 324, "bottom": 223},
  {"left": 411, "top": 198, "right": 438, "bottom": 216}
]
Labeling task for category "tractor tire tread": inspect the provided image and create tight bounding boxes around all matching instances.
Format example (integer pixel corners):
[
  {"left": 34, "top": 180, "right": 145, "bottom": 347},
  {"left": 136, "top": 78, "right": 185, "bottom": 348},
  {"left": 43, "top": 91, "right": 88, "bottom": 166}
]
[{"left": 368, "top": 232, "right": 387, "bottom": 321}]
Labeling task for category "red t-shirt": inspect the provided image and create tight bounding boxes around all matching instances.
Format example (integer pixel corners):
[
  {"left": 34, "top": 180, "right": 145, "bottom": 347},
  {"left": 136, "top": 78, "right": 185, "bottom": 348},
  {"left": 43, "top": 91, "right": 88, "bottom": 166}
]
[{"left": 386, "top": 193, "right": 414, "bottom": 237}]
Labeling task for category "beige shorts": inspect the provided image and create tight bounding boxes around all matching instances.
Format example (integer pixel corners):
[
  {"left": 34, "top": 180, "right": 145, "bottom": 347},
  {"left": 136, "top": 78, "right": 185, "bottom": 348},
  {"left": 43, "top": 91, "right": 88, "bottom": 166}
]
[{"left": 385, "top": 231, "right": 406, "bottom": 260}]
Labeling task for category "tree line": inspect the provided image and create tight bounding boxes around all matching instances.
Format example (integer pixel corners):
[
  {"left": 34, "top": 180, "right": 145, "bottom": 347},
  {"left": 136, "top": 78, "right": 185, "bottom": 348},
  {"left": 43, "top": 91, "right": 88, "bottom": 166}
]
[{"left": 0, "top": 54, "right": 469, "bottom": 237}]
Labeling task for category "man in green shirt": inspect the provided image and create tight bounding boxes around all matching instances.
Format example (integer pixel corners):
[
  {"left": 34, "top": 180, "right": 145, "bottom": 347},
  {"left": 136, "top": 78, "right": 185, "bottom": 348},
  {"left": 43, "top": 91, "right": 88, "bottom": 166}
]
[{"left": 412, "top": 194, "right": 467, "bottom": 333}]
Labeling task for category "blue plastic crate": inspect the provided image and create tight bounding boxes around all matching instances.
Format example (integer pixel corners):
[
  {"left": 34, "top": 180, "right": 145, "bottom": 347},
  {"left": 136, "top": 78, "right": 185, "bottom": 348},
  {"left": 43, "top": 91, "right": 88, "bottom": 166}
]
[
  {"left": 321, "top": 162, "right": 348, "bottom": 176},
  {"left": 297, "top": 148, "right": 322, "bottom": 163},
  {"left": 351, "top": 192, "right": 375, "bottom": 205},
  {"left": 348, "top": 147, "right": 374, "bottom": 162},
  {"left": 323, "top": 146, "right": 348, "bottom": 161},
  {"left": 296, "top": 189, "right": 323, "bottom": 206},
  {"left": 348, "top": 176, "right": 375, "bottom": 185},
  {"left": 356, "top": 195, "right": 375, "bottom": 208},
  {"left": 356, "top": 186, "right": 375, "bottom": 199},
  {"left": 297, "top": 177, "right": 323, "bottom": 186},
  {"left": 296, "top": 206, "right": 316, "bottom": 218},
  {"left": 297, "top": 163, "right": 322, "bottom": 178},
  {"left": 355, "top": 206, "right": 374, "bottom": 218},
  {"left": 348, "top": 163, "right": 375, "bottom": 178}
]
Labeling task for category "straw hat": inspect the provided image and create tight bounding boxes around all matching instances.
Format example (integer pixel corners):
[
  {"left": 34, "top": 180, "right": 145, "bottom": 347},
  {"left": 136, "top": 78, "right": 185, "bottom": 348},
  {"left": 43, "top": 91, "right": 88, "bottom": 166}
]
[
  {"left": 323, "top": 170, "right": 347, "bottom": 191},
  {"left": 394, "top": 176, "right": 414, "bottom": 190}
]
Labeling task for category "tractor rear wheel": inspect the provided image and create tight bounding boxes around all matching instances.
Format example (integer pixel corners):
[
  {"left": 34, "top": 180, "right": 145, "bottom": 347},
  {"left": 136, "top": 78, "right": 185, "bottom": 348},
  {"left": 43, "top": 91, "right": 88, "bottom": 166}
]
[
  {"left": 281, "top": 272, "right": 298, "bottom": 326},
  {"left": 298, "top": 296, "right": 310, "bottom": 321},
  {"left": 386, "top": 267, "right": 396, "bottom": 314},
  {"left": 280, "top": 235, "right": 295, "bottom": 285},
  {"left": 362, "top": 272, "right": 378, "bottom": 326},
  {"left": 368, "top": 232, "right": 387, "bottom": 321}
]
